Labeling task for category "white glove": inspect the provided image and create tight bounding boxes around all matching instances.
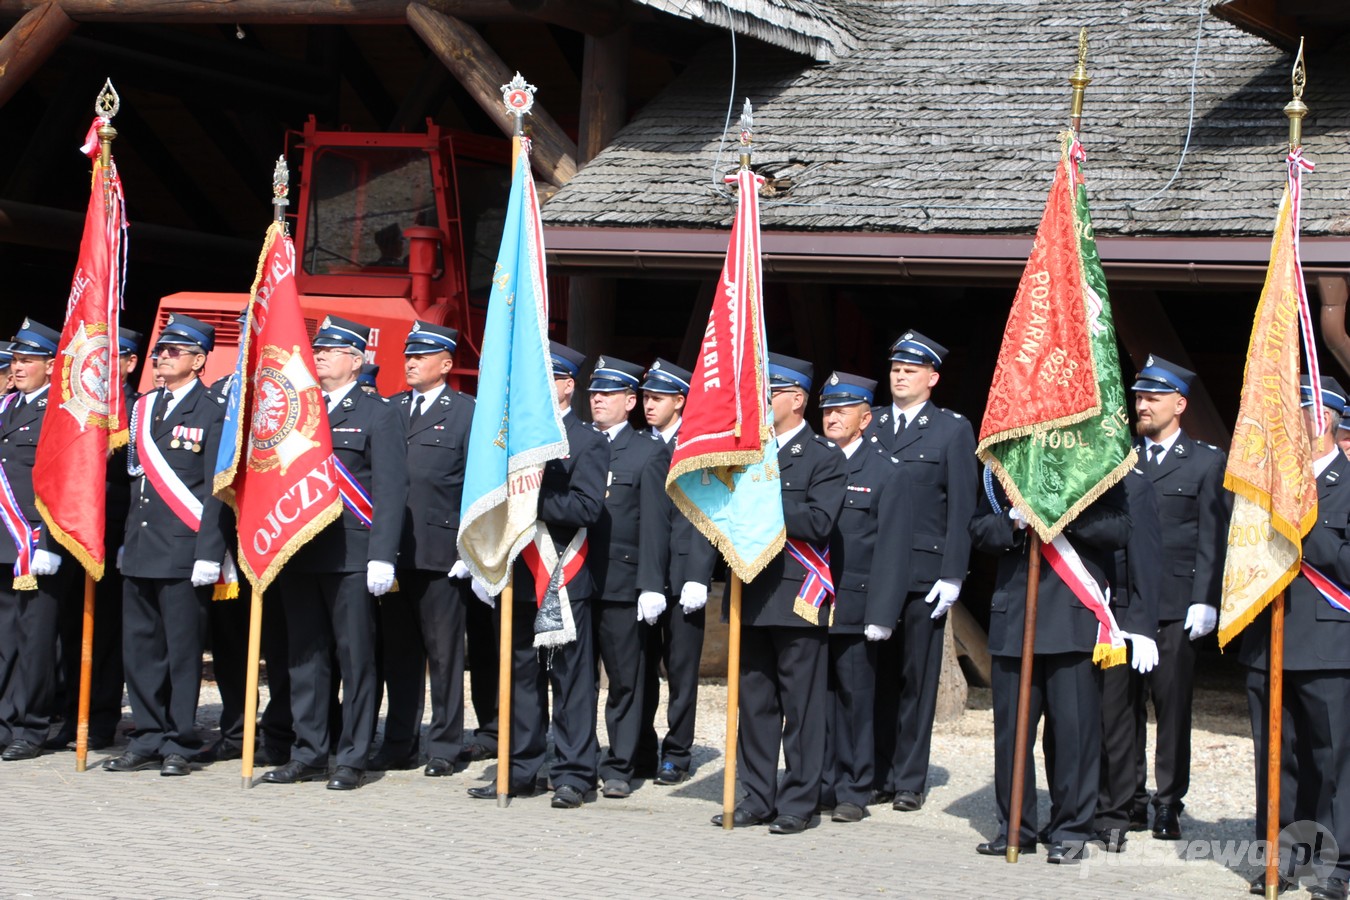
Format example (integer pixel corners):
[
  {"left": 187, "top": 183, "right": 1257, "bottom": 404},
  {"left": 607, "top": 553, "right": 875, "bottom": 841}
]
[
  {"left": 115, "top": 546, "right": 124, "bottom": 572},
  {"left": 448, "top": 560, "right": 470, "bottom": 580},
  {"left": 637, "top": 591, "right": 667, "bottom": 625},
  {"left": 190, "top": 559, "right": 221, "bottom": 587},
  {"left": 470, "top": 578, "right": 493, "bottom": 608},
  {"left": 864, "top": 624, "right": 893, "bottom": 642},
  {"left": 367, "top": 560, "right": 395, "bottom": 597},
  {"left": 1183, "top": 603, "right": 1217, "bottom": 640},
  {"left": 1009, "top": 508, "right": 1028, "bottom": 530},
  {"left": 679, "top": 581, "right": 708, "bottom": 614},
  {"left": 924, "top": 578, "right": 962, "bottom": 619},
  {"left": 1126, "top": 633, "right": 1160, "bottom": 674},
  {"left": 32, "top": 549, "right": 61, "bottom": 576}
]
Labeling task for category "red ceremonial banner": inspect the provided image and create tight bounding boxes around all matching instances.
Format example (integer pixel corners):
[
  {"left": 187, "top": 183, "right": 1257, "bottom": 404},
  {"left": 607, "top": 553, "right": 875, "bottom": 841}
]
[
  {"left": 215, "top": 225, "right": 341, "bottom": 592},
  {"left": 34, "top": 117, "right": 128, "bottom": 579},
  {"left": 977, "top": 154, "right": 1097, "bottom": 444}
]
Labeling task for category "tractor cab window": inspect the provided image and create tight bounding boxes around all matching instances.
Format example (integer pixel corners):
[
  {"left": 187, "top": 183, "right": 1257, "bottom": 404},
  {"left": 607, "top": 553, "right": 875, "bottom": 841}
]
[{"left": 303, "top": 146, "right": 442, "bottom": 275}]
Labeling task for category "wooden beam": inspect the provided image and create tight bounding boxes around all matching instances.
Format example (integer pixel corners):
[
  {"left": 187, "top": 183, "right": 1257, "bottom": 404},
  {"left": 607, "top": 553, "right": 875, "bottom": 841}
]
[
  {"left": 577, "top": 26, "right": 627, "bottom": 164},
  {"left": 0, "top": 2, "right": 75, "bottom": 107},
  {"left": 506, "top": 0, "right": 624, "bottom": 36},
  {"left": 407, "top": 1, "right": 577, "bottom": 187},
  {"left": 0, "top": 1, "right": 518, "bottom": 24}
]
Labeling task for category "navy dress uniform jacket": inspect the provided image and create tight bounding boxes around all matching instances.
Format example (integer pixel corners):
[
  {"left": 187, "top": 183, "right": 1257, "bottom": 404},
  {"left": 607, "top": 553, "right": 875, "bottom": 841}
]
[
  {"left": 1239, "top": 452, "right": 1350, "bottom": 672},
  {"left": 637, "top": 436, "right": 718, "bottom": 596},
  {"left": 741, "top": 426, "right": 847, "bottom": 629},
  {"left": 591, "top": 424, "right": 664, "bottom": 602},
  {"left": 514, "top": 414, "right": 608, "bottom": 601},
  {"left": 121, "top": 380, "right": 229, "bottom": 578},
  {"left": 393, "top": 388, "right": 475, "bottom": 572},
  {"left": 0, "top": 390, "right": 59, "bottom": 561},
  {"left": 1113, "top": 470, "right": 1163, "bottom": 637},
  {"left": 864, "top": 400, "right": 977, "bottom": 590},
  {"left": 970, "top": 481, "right": 1132, "bottom": 657},
  {"left": 829, "top": 445, "right": 913, "bottom": 634},
  {"left": 1138, "top": 430, "right": 1228, "bottom": 623},
  {"left": 290, "top": 387, "right": 408, "bottom": 573}
]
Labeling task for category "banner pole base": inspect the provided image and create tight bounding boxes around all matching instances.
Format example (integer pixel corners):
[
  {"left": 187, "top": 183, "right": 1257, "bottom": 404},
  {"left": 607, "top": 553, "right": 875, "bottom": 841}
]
[
  {"left": 75, "top": 758, "right": 87, "bottom": 773},
  {"left": 1005, "top": 847, "right": 1019, "bottom": 864},
  {"left": 242, "top": 776, "right": 252, "bottom": 791},
  {"left": 497, "top": 793, "right": 511, "bottom": 808}
]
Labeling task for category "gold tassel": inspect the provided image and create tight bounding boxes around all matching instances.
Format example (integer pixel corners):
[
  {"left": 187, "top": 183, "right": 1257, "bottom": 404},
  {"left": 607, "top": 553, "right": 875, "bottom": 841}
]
[
  {"left": 793, "top": 595, "right": 820, "bottom": 625},
  {"left": 12, "top": 574, "right": 36, "bottom": 591},
  {"left": 212, "top": 583, "right": 239, "bottom": 601}
]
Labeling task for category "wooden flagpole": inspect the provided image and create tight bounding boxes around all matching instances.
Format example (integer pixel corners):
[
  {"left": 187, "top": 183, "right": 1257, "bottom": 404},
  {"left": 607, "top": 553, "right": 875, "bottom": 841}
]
[
  {"left": 722, "top": 575, "right": 743, "bottom": 830},
  {"left": 240, "top": 589, "right": 263, "bottom": 789},
  {"left": 496, "top": 578, "right": 513, "bottom": 807},
  {"left": 1265, "top": 592, "right": 1285, "bottom": 899},
  {"left": 1006, "top": 532, "right": 1040, "bottom": 862},
  {"left": 74, "top": 573, "right": 94, "bottom": 771}
]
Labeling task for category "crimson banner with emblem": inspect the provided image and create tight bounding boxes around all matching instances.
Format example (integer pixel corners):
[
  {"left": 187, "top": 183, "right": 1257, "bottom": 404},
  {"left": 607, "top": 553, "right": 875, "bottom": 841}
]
[
  {"left": 34, "top": 116, "right": 129, "bottom": 579},
  {"left": 214, "top": 222, "right": 341, "bottom": 592}
]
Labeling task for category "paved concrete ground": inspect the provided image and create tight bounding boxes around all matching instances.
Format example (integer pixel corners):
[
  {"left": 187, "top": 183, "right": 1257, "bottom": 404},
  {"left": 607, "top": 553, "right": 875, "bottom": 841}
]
[{"left": 0, "top": 681, "right": 1268, "bottom": 898}]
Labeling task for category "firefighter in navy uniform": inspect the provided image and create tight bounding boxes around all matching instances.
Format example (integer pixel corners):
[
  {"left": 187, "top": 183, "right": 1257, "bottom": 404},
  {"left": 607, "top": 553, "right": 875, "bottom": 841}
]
[
  {"left": 586, "top": 354, "right": 663, "bottom": 799},
  {"left": 635, "top": 358, "right": 717, "bottom": 786},
  {"left": 970, "top": 475, "right": 1140, "bottom": 863},
  {"left": 712, "top": 353, "right": 846, "bottom": 834},
  {"left": 816, "top": 372, "right": 914, "bottom": 824},
  {"left": 103, "top": 314, "right": 230, "bottom": 776},
  {"left": 50, "top": 327, "right": 143, "bottom": 751},
  {"left": 1129, "top": 355, "right": 1228, "bottom": 841},
  {"left": 467, "top": 342, "right": 608, "bottom": 809},
  {"left": 0, "top": 320, "right": 79, "bottom": 761},
  {"left": 375, "top": 321, "right": 475, "bottom": 777},
  {"left": 262, "top": 315, "right": 408, "bottom": 791},
  {"left": 865, "top": 329, "right": 977, "bottom": 813},
  {"left": 1242, "top": 376, "right": 1350, "bottom": 900}
]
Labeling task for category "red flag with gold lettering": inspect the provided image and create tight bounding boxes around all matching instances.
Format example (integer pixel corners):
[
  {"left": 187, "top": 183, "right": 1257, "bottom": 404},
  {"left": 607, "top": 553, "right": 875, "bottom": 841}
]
[
  {"left": 213, "top": 222, "right": 341, "bottom": 592},
  {"left": 34, "top": 116, "right": 128, "bottom": 579}
]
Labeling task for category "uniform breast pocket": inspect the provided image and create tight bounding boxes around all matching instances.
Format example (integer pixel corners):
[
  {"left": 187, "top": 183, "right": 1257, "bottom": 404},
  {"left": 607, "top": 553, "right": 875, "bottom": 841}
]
[
  {"left": 843, "top": 490, "right": 873, "bottom": 512},
  {"left": 901, "top": 452, "right": 941, "bottom": 483},
  {"left": 417, "top": 432, "right": 458, "bottom": 451},
  {"left": 426, "top": 506, "right": 459, "bottom": 530},
  {"left": 1319, "top": 510, "right": 1350, "bottom": 537},
  {"left": 1159, "top": 481, "right": 1199, "bottom": 518},
  {"left": 780, "top": 478, "right": 807, "bottom": 502},
  {"left": 334, "top": 432, "right": 369, "bottom": 454},
  {"left": 608, "top": 470, "right": 635, "bottom": 496},
  {"left": 1314, "top": 596, "right": 1350, "bottom": 623}
]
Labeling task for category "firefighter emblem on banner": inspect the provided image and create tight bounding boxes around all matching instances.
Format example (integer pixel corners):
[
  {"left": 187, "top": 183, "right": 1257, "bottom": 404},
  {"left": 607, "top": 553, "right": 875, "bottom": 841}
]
[
  {"left": 57, "top": 320, "right": 113, "bottom": 430},
  {"left": 249, "top": 343, "right": 322, "bottom": 475}
]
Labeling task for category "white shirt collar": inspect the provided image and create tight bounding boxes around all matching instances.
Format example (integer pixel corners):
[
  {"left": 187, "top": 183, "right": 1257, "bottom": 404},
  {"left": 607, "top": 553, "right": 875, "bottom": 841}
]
[
  {"left": 22, "top": 384, "right": 49, "bottom": 403},
  {"left": 601, "top": 421, "right": 627, "bottom": 442},
  {"left": 840, "top": 436, "right": 863, "bottom": 458},
  {"left": 325, "top": 380, "right": 359, "bottom": 413},
  {"left": 412, "top": 382, "right": 446, "bottom": 409},
  {"left": 776, "top": 420, "right": 807, "bottom": 449},
  {"left": 894, "top": 399, "right": 925, "bottom": 426},
  {"left": 1143, "top": 429, "right": 1181, "bottom": 459},
  {"left": 161, "top": 379, "right": 196, "bottom": 412},
  {"left": 1315, "top": 447, "right": 1341, "bottom": 479},
  {"left": 560, "top": 405, "right": 573, "bottom": 418},
  {"left": 659, "top": 419, "right": 681, "bottom": 444}
]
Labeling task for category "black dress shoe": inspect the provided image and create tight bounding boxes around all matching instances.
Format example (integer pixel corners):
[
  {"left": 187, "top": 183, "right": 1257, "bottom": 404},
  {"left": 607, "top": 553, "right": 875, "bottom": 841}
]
[
  {"left": 103, "top": 751, "right": 159, "bottom": 772},
  {"left": 1310, "top": 877, "right": 1350, "bottom": 900},
  {"left": 1249, "top": 872, "right": 1295, "bottom": 895},
  {"left": 468, "top": 780, "right": 540, "bottom": 800},
  {"left": 197, "top": 740, "right": 242, "bottom": 763},
  {"left": 255, "top": 743, "right": 291, "bottom": 767},
  {"left": 368, "top": 747, "right": 418, "bottom": 771},
  {"left": 710, "top": 808, "right": 769, "bottom": 827},
  {"left": 892, "top": 790, "right": 924, "bottom": 812},
  {"left": 832, "top": 802, "right": 864, "bottom": 823},
  {"left": 327, "top": 765, "right": 362, "bottom": 790},
  {"left": 42, "top": 730, "right": 75, "bottom": 750},
  {"left": 655, "top": 761, "right": 688, "bottom": 785},
  {"left": 602, "top": 779, "right": 631, "bottom": 799},
  {"left": 1092, "top": 828, "right": 1128, "bottom": 853},
  {"left": 768, "top": 815, "right": 809, "bottom": 835},
  {"left": 1152, "top": 804, "right": 1182, "bottom": 840},
  {"left": 976, "top": 837, "right": 1037, "bottom": 856},
  {"left": 456, "top": 742, "right": 495, "bottom": 762},
  {"left": 1, "top": 740, "right": 42, "bottom": 761},
  {"left": 261, "top": 760, "right": 328, "bottom": 784},
  {"left": 1045, "top": 841, "right": 1086, "bottom": 864},
  {"left": 424, "top": 757, "right": 455, "bottom": 777},
  {"left": 160, "top": 754, "right": 191, "bottom": 777},
  {"left": 868, "top": 789, "right": 895, "bottom": 806},
  {"left": 551, "top": 784, "right": 584, "bottom": 808}
]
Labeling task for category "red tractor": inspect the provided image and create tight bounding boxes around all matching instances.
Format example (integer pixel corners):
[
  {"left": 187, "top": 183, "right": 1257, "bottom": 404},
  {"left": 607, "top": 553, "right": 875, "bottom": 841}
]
[{"left": 140, "top": 116, "right": 505, "bottom": 394}]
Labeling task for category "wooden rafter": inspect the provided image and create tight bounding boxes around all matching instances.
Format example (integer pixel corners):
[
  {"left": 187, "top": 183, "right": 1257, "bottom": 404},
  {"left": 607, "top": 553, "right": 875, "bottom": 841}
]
[{"left": 0, "top": 2, "right": 76, "bottom": 107}]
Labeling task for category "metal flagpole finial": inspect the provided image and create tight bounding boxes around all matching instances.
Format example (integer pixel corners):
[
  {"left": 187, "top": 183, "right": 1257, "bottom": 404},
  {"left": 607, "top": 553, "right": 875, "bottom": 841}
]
[
  {"left": 94, "top": 78, "right": 120, "bottom": 168},
  {"left": 272, "top": 156, "right": 289, "bottom": 226},
  {"left": 1067, "top": 27, "right": 1091, "bottom": 134},
  {"left": 1285, "top": 37, "right": 1308, "bottom": 151},
  {"left": 739, "top": 99, "right": 753, "bottom": 169},
  {"left": 501, "top": 72, "right": 537, "bottom": 138}
]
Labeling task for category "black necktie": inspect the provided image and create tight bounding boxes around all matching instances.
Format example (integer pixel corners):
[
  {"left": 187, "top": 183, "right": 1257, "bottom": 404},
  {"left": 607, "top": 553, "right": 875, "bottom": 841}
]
[
  {"left": 323, "top": 393, "right": 331, "bottom": 410},
  {"left": 1149, "top": 444, "right": 1164, "bottom": 465},
  {"left": 895, "top": 414, "right": 906, "bottom": 436},
  {"left": 409, "top": 394, "right": 424, "bottom": 427}
]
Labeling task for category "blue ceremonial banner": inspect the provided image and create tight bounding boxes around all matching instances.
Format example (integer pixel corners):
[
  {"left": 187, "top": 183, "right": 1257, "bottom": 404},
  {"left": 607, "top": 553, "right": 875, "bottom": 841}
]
[{"left": 457, "top": 144, "right": 568, "bottom": 593}]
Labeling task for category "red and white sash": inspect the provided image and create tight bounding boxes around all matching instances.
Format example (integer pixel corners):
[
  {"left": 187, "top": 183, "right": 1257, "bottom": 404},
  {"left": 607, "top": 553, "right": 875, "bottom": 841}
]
[
  {"left": 0, "top": 392, "right": 39, "bottom": 590},
  {"left": 787, "top": 538, "right": 835, "bottom": 625},
  {"left": 132, "top": 392, "right": 203, "bottom": 530},
  {"left": 519, "top": 525, "right": 587, "bottom": 649},
  {"left": 1040, "top": 534, "right": 1128, "bottom": 668},
  {"left": 1301, "top": 561, "right": 1350, "bottom": 615}
]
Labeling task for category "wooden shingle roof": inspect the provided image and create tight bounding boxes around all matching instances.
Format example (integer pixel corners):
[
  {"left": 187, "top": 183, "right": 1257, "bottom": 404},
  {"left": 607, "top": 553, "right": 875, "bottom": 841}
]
[
  {"left": 544, "top": 1, "right": 1350, "bottom": 237},
  {"left": 631, "top": 0, "right": 857, "bottom": 61}
]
